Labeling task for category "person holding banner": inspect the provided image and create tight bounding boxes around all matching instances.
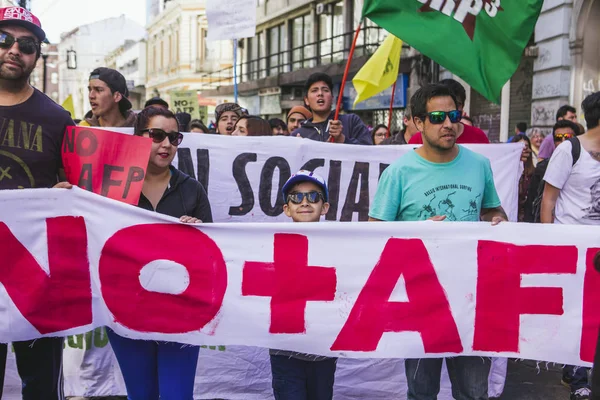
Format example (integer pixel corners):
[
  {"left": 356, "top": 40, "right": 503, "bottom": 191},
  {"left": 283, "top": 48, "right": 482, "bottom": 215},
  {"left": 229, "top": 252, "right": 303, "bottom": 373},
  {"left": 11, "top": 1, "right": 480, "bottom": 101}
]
[
  {"left": 369, "top": 84, "right": 507, "bottom": 400},
  {"left": 293, "top": 73, "right": 372, "bottom": 145},
  {"left": 269, "top": 170, "right": 337, "bottom": 400},
  {"left": 541, "top": 92, "right": 600, "bottom": 400},
  {"left": 106, "top": 106, "right": 212, "bottom": 399},
  {"left": 0, "top": 6, "right": 75, "bottom": 398},
  {"left": 80, "top": 67, "right": 136, "bottom": 128}
]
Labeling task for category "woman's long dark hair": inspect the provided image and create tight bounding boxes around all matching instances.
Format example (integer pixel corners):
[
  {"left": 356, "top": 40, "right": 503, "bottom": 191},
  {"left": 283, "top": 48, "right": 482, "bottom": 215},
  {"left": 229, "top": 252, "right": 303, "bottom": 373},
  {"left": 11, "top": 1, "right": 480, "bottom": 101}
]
[
  {"left": 235, "top": 115, "right": 272, "bottom": 136},
  {"left": 512, "top": 134, "right": 535, "bottom": 175},
  {"left": 134, "top": 107, "right": 178, "bottom": 136}
]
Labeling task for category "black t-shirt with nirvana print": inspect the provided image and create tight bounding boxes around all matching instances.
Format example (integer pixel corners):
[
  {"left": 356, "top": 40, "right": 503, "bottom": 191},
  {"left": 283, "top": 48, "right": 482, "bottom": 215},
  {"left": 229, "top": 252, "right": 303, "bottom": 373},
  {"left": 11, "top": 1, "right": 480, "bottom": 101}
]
[{"left": 0, "top": 89, "right": 74, "bottom": 189}]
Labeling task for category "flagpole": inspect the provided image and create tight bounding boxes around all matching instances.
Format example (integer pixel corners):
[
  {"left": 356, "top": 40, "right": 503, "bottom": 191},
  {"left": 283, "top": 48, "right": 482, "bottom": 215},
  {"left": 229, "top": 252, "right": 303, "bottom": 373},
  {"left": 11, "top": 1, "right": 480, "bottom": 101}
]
[
  {"left": 330, "top": 21, "right": 363, "bottom": 143},
  {"left": 387, "top": 79, "right": 397, "bottom": 137}
]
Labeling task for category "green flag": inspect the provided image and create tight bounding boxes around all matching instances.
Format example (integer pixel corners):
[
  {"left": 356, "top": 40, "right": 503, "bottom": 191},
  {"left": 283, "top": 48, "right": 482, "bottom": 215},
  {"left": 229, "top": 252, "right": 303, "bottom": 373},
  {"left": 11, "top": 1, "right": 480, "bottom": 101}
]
[{"left": 362, "top": 0, "right": 543, "bottom": 103}]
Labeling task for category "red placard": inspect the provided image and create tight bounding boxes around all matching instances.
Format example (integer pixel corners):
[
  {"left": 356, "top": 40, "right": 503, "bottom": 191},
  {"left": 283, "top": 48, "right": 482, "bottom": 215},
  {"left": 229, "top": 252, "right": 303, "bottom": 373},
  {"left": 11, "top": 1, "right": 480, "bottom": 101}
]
[{"left": 61, "top": 127, "right": 152, "bottom": 205}]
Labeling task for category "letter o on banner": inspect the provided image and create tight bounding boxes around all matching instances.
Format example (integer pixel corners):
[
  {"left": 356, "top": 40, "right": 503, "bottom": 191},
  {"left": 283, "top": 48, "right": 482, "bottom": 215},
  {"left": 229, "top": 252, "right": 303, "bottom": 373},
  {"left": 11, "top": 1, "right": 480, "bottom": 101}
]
[{"left": 99, "top": 223, "right": 227, "bottom": 333}]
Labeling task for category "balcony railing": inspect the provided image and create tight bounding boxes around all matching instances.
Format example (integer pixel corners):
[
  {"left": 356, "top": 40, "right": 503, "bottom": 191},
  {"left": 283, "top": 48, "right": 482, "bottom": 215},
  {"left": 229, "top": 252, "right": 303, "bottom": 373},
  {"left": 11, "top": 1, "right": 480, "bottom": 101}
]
[{"left": 197, "top": 27, "right": 388, "bottom": 88}]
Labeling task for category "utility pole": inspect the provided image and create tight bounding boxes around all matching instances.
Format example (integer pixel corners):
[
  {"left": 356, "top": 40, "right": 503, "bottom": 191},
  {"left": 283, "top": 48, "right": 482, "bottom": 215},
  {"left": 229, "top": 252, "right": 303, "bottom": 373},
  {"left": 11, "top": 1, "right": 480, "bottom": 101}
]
[{"left": 42, "top": 54, "right": 48, "bottom": 93}]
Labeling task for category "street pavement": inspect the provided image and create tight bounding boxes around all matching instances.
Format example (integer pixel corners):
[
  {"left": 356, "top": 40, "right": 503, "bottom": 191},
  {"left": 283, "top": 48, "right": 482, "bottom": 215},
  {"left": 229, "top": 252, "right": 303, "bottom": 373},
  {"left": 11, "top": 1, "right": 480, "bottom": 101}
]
[
  {"left": 46, "top": 359, "right": 579, "bottom": 400},
  {"left": 498, "top": 359, "right": 571, "bottom": 400}
]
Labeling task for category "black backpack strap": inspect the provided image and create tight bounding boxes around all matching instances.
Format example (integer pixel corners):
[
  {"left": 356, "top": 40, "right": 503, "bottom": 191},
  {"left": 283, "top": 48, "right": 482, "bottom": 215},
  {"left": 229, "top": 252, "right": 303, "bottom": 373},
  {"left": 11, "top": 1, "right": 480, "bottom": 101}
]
[{"left": 569, "top": 137, "right": 581, "bottom": 166}]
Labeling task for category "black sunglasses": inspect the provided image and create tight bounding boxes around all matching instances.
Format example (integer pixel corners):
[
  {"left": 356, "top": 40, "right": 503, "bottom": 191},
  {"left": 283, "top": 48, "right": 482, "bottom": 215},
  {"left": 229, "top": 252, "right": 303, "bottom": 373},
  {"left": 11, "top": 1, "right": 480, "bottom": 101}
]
[
  {"left": 141, "top": 129, "right": 184, "bottom": 146},
  {"left": 287, "top": 191, "right": 324, "bottom": 204},
  {"left": 0, "top": 32, "right": 39, "bottom": 55},
  {"left": 422, "top": 110, "right": 463, "bottom": 124}
]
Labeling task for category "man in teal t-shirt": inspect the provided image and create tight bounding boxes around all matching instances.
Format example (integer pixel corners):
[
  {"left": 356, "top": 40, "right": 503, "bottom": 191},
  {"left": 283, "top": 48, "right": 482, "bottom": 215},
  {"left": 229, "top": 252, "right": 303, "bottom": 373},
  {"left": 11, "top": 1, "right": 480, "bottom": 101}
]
[
  {"left": 370, "top": 143, "right": 501, "bottom": 222},
  {"left": 369, "top": 83, "right": 507, "bottom": 400}
]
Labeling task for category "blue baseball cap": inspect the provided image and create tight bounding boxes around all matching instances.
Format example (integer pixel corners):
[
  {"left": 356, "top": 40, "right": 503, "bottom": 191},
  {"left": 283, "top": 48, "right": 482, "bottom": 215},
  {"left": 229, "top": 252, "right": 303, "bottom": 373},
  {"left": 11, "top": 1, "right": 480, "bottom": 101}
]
[{"left": 282, "top": 170, "right": 329, "bottom": 202}]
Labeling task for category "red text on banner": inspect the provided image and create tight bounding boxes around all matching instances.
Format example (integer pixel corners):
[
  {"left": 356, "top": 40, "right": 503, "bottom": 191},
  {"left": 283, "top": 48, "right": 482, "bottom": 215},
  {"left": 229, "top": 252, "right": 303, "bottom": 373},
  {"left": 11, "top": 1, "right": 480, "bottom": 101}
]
[
  {"left": 99, "top": 223, "right": 228, "bottom": 333},
  {"left": 242, "top": 233, "right": 337, "bottom": 334},
  {"left": 331, "top": 238, "right": 463, "bottom": 353},
  {"left": 0, "top": 217, "right": 91, "bottom": 334},
  {"left": 473, "top": 241, "right": 577, "bottom": 352}
]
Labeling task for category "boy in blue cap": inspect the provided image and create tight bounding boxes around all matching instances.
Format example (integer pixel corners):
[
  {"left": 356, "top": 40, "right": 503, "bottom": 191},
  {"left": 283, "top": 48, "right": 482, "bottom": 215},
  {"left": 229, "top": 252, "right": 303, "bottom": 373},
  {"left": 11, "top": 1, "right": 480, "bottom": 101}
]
[{"left": 270, "top": 170, "right": 337, "bottom": 400}]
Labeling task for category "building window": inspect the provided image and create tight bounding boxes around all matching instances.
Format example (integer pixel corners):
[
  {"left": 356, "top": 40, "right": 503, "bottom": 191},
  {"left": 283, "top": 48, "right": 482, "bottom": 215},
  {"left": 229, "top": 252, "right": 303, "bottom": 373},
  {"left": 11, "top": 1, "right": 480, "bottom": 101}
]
[
  {"left": 292, "top": 14, "right": 314, "bottom": 70},
  {"left": 268, "top": 24, "right": 287, "bottom": 76},
  {"left": 51, "top": 72, "right": 58, "bottom": 84},
  {"left": 248, "top": 32, "right": 265, "bottom": 80},
  {"left": 319, "top": 1, "right": 344, "bottom": 64}
]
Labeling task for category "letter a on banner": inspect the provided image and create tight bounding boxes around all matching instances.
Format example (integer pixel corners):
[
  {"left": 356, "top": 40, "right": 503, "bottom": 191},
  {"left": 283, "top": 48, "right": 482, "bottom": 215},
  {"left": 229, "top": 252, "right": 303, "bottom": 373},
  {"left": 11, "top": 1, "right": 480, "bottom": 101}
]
[{"left": 331, "top": 238, "right": 463, "bottom": 353}]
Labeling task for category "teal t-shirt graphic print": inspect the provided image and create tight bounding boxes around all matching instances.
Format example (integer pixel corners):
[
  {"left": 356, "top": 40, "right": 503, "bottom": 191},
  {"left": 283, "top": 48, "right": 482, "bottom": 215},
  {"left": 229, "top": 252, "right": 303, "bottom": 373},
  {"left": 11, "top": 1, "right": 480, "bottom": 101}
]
[{"left": 370, "top": 146, "right": 501, "bottom": 222}]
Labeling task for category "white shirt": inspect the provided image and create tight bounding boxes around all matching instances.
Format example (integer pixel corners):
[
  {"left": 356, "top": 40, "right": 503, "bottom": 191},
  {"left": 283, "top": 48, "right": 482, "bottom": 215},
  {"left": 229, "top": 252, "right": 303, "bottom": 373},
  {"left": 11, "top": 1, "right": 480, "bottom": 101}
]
[{"left": 544, "top": 139, "right": 600, "bottom": 225}]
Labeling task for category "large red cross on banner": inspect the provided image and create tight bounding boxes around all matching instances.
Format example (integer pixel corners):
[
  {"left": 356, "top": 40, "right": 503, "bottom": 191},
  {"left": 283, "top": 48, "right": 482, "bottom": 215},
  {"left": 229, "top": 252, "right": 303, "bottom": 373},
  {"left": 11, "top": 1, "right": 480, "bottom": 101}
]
[{"left": 242, "top": 233, "right": 337, "bottom": 334}]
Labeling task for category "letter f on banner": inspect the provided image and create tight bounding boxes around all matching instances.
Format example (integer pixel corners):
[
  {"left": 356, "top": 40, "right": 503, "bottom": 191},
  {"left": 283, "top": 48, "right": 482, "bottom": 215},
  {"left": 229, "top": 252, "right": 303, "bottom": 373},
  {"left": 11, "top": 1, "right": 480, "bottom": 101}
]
[
  {"left": 331, "top": 238, "right": 463, "bottom": 353},
  {"left": 473, "top": 241, "right": 577, "bottom": 352}
]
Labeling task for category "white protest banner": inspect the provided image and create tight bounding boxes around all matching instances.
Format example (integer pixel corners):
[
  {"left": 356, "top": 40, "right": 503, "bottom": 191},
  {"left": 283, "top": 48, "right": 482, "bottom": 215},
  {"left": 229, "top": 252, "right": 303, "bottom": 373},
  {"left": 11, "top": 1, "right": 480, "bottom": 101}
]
[
  {"left": 206, "top": 0, "right": 257, "bottom": 41},
  {"left": 0, "top": 187, "right": 598, "bottom": 367},
  {"left": 171, "top": 135, "right": 523, "bottom": 222}
]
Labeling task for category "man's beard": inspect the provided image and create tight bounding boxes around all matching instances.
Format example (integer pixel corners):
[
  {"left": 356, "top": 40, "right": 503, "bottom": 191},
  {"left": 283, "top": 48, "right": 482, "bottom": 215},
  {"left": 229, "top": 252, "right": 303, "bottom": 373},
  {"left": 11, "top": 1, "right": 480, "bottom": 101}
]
[{"left": 0, "top": 56, "right": 34, "bottom": 83}]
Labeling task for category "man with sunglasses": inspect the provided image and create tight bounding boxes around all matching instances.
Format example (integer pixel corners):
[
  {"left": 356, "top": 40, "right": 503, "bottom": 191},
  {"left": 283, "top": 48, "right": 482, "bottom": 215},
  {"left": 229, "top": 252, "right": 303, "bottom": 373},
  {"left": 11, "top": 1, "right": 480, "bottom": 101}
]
[
  {"left": 370, "top": 83, "right": 507, "bottom": 400},
  {"left": 541, "top": 92, "right": 600, "bottom": 400},
  {"left": 0, "top": 6, "right": 74, "bottom": 399},
  {"left": 409, "top": 78, "right": 490, "bottom": 145}
]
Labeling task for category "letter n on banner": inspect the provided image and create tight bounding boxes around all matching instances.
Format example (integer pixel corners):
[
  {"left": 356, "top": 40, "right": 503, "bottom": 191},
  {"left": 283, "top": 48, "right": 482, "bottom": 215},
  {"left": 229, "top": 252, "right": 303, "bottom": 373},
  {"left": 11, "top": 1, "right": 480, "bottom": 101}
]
[
  {"left": 0, "top": 217, "right": 91, "bottom": 334},
  {"left": 331, "top": 238, "right": 462, "bottom": 353},
  {"left": 473, "top": 241, "right": 577, "bottom": 352}
]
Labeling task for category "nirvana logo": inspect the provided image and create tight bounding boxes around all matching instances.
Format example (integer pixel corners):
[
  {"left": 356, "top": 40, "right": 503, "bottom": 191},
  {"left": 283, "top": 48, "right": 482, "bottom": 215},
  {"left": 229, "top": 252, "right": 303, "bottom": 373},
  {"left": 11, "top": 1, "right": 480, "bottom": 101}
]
[{"left": 418, "top": 0, "right": 503, "bottom": 40}]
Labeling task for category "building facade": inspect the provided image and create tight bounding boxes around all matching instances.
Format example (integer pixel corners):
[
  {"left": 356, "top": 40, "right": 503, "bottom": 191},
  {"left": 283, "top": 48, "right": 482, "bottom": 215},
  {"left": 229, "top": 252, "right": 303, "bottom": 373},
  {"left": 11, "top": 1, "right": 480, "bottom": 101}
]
[
  {"left": 531, "top": 0, "right": 600, "bottom": 132},
  {"left": 30, "top": 43, "right": 60, "bottom": 103},
  {"left": 57, "top": 15, "right": 146, "bottom": 119},
  {"left": 196, "top": 0, "right": 599, "bottom": 140},
  {"left": 105, "top": 39, "right": 148, "bottom": 110},
  {"left": 145, "top": 0, "right": 233, "bottom": 106}
]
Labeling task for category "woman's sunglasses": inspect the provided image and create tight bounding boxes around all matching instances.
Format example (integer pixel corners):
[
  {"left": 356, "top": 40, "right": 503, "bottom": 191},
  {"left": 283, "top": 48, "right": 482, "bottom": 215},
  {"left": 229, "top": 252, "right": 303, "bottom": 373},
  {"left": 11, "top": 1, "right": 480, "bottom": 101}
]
[
  {"left": 142, "top": 129, "right": 184, "bottom": 146},
  {"left": 0, "top": 32, "right": 39, "bottom": 55},
  {"left": 287, "top": 191, "right": 324, "bottom": 204},
  {"left": 423, "top": 110, "right": 463, "bottom": 124}
]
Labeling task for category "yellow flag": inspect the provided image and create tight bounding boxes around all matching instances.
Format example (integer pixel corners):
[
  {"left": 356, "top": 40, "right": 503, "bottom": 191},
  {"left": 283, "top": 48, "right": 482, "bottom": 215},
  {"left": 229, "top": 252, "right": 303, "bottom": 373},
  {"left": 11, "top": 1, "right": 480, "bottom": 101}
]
[
  {"left": 352, "top": 34, "right": 402, "bottom": 106},
  {"left": 61, "top": 95, "right": 76, "bottom": 118}
]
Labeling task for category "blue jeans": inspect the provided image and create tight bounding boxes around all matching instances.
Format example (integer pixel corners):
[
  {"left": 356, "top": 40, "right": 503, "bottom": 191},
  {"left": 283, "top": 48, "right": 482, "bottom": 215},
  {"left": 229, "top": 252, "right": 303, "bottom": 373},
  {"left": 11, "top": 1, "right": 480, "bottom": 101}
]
[
  {"left": 405, "top": 357, "right": 491, "bottom": 400},
  {"left": 107, "top": 328, "right": 199, "bottom": 400},
  {"left": 270, "top": 355, "right": 337, "bottom": 400}
]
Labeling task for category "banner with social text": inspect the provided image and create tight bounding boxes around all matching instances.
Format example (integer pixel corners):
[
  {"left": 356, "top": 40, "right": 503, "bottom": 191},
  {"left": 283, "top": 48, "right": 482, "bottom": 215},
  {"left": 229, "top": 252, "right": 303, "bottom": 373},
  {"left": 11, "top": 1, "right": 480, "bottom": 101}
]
[
  {"left": 169, "top": 134, "right": 523, "bottom": 222},
  {"left": 0, "top": 187, "right": 598, "bottom": 366}
]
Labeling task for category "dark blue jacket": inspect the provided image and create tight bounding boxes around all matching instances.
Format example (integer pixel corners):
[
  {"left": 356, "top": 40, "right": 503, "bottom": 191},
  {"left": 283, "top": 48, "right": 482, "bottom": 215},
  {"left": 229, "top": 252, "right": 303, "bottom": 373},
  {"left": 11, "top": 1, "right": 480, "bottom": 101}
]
[{"left": 292, "top": 111, "right": 373, "bottom": 145}]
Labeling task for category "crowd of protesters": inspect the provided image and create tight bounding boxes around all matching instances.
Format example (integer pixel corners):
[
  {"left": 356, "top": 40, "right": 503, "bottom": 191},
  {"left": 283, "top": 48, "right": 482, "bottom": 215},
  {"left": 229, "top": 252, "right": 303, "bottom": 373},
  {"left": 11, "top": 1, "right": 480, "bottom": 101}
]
[{"left": 1, "top": 5, "right": 600, "bottom": 400}]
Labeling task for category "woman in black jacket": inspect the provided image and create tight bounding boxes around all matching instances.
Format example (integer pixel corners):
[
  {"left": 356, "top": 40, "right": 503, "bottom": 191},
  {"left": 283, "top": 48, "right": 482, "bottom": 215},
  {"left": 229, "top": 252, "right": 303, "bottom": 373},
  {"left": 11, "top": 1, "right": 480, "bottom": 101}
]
[{"left": 106, "top": 106, "right": 212, "bottom": 399}]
